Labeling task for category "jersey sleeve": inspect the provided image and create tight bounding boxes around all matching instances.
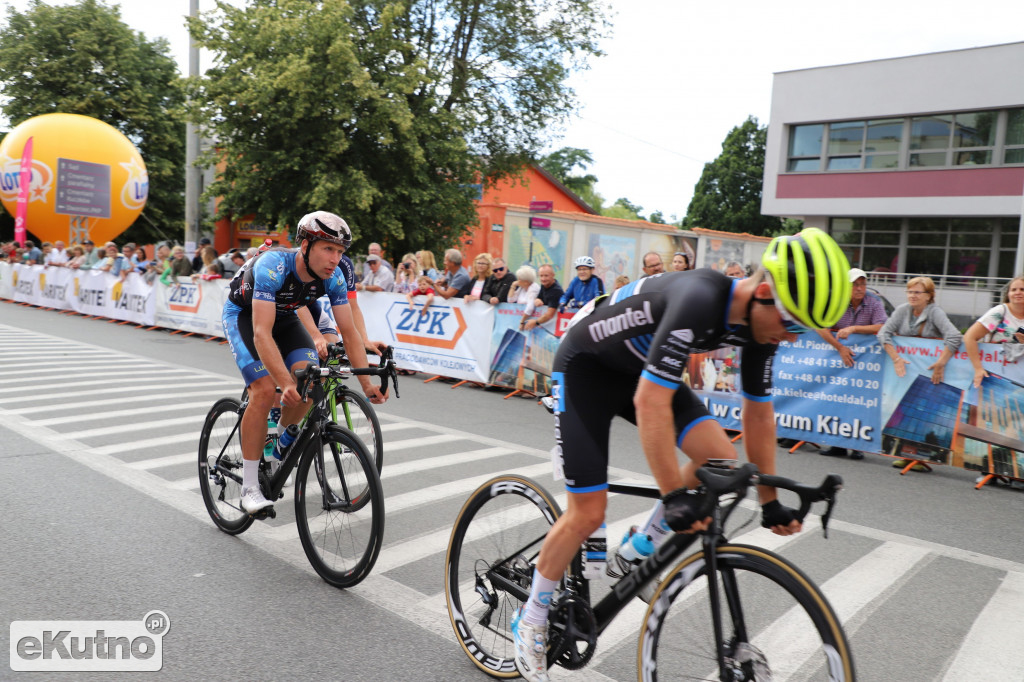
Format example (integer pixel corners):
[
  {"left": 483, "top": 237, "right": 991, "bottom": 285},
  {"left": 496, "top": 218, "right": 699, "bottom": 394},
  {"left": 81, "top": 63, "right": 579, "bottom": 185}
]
[
  {"left": 340, "top": 255, "right": 357, "bottom": 300},
  {"left": 251, "top": 251, "right": 288, "bottom": 302},
  {"left": 641, "top": 297, "right": 698, "bottom": 390},
  {"left": 325, "top": 266, "right": 349, "bottom": 306},
  {"left": 738, "top": 342, "right": 776, "bottom": 401}
]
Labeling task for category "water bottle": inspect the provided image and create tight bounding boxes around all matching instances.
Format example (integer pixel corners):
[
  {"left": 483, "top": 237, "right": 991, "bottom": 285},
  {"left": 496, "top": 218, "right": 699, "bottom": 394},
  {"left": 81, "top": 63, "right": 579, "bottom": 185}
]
[
  {"left": 617, "top": 529, "right": 654, "bottom": 564},
  {"left": 273, "top": 424, "right": 300, "bottom": 461},
  {"left": 580, "top": 523, "right": 607, "bottom": 580},
  {"left": 263, "top": 407, "right": 282, "bottom": 460}
]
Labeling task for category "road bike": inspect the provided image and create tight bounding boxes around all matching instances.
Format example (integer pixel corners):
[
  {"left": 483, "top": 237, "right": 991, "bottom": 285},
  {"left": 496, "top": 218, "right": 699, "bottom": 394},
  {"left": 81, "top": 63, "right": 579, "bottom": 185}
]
[
  {"left": 444, "top": 461, "right": 855, "bottom": 680},
  {"left": 246, "top": 343, "right": 386, "bottom": 474},
  {"left": 198, "top": 357, "right": 398, "bottom": 588}
]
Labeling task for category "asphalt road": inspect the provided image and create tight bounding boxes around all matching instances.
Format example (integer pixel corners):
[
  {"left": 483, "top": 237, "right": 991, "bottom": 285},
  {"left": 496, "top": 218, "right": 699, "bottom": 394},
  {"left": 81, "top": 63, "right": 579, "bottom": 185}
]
[{"left": 3, "top": 301, "right": 1024, "bottom": 681}]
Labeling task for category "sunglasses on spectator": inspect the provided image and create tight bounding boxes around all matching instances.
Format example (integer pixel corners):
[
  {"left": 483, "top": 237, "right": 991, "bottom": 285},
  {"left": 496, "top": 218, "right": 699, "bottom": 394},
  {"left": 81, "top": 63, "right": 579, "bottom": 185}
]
[{"left": 493, "top": 266, "right": 506, "bottom": 272}]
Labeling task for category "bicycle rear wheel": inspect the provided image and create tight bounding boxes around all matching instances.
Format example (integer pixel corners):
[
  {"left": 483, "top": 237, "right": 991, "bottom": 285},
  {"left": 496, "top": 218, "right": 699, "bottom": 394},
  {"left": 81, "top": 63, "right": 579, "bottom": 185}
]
[
  {"left": 294, "top": 425, "right": 384, "bottom": 588},
  {"left": 444, "top": 475, "right": 562, "bottom": 678},
  {"left": 640, "top": 544, "right": 855, "bottom": 681},
  {"left": 198, "top": 397, "right": 254, "bottom": 535},
  {"left": 333, "top": 388, "right": 383, "bottom": 474}
]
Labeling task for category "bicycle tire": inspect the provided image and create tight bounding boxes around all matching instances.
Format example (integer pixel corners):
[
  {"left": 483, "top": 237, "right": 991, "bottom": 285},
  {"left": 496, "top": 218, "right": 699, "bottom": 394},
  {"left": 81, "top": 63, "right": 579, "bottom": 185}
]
[
  {"left": 294, "top": 424, "right": 384, "bottom": 588},
  {"left": 333, "top": 387, "right": 384, "bottom": 474},
  {"left": 444, "top": 474, "right": 562, "bottom": 678},
  {"left": 640, "top": 543, "right": 855, "bottom": 682},
  {"left": 198, "top": 397, "right": 254, "bottom": 535}
]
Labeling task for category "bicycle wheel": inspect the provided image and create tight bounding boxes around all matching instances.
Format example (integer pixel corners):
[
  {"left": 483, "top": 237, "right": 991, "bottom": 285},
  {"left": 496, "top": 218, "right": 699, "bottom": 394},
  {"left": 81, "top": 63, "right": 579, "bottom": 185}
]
[
  {"left": 294, "top": 425, "right": 384, "bottom": 588},
  {"left": 445, "top": 475, "right": 562, "bottom": 678},
  {"left": 333, "top": 387, "right": 383, "bottom": 474},
  {"left": 640, "top": 544, "right": 855, "bottom": 682},
  {"left": 198, "top": 397, "right": 254, "bottom": 535}
]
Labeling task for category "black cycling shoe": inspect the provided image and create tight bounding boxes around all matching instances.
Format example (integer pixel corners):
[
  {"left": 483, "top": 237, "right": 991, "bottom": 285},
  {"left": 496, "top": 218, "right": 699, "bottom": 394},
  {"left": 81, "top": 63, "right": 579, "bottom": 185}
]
[{"left": 820, "top": 446, "right": 848, "bottom": 457}]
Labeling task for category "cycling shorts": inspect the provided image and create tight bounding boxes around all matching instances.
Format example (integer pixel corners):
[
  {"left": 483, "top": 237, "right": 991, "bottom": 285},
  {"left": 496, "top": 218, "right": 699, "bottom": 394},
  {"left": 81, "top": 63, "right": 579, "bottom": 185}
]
[
  {"left": 551, "top": 348, "right": 712, "bottom": 494},
  {"left": 223, "top": 301, "right": 318, "bottom": 386}
]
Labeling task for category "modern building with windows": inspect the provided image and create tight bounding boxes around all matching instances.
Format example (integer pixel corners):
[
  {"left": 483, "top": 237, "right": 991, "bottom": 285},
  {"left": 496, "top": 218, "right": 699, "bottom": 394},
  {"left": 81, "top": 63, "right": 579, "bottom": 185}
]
[{"left": 762, "top": 42, "right": 1024, "bottom": 319}]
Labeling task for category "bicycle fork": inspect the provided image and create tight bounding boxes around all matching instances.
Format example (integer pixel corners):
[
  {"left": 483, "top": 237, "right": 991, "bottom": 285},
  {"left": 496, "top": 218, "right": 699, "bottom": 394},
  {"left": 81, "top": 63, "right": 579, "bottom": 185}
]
[{"left": 702, "top": 513, "right": 752, "bottom": 682}]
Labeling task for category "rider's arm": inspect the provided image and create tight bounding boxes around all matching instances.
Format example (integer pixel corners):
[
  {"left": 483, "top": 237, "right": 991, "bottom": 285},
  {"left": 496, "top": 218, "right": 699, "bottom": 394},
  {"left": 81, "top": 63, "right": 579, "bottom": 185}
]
[
  {"left": 297, "top": 305, "right": 327, "bottom": 359},
  {"left": 741, "top": 398, "right": 780, "bottom": 504},
  {"left": 332, "top": 302, "right": 386, "bottom": 403},
  {"left": 252, "top": 299, "right": 297, "bottom": 397},
  {"left": 634, "top": 378, "right": 689, "bottom": 494}
]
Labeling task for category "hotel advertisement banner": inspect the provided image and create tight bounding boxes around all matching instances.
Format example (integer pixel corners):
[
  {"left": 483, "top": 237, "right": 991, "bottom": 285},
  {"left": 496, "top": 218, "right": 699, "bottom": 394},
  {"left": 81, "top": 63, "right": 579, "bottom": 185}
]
[{"left": 488, "top": 303, "right": 559, "bottom": 394}]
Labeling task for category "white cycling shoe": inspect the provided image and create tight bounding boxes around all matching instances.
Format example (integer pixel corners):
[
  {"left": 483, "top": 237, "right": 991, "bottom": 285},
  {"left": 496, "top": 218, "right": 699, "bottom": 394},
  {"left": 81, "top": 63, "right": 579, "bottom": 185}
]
[
  {"left": 240, "top": 486, "right": 274, "bottom": 514},
  {"left": 511, "top": 608, "right": 549, "bottom": 682}
]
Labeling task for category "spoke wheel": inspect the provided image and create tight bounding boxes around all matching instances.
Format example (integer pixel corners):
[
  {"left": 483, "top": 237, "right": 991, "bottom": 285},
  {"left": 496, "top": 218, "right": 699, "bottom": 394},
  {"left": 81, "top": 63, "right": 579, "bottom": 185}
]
[
  {"left": 198, "top": 397, "right": 253, "bottom": 535},
  {"left": 334, "top": 388, "right": 383, "bottom": 474},
  {"left": 444, "top": 475, "right": 562, "bottom": 678},
  {"left": 294, "top": 425, "right": 384, "bottom": 588},
  {"left": 640, "top": 544, "right": 855, "bottom": 681}
]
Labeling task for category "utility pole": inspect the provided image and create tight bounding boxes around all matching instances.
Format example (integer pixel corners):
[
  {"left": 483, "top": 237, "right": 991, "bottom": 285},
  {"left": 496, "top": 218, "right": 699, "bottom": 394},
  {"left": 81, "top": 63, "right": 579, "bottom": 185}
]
[{"left": 184, "top": 0, "right": 201, "bottom": 256}]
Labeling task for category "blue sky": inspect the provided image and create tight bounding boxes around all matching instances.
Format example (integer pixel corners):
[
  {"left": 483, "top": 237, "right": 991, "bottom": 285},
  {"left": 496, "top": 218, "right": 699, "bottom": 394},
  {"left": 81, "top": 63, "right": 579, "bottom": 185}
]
[{"left": 5, "top": 0, "right": 1024, "bottom": 221}]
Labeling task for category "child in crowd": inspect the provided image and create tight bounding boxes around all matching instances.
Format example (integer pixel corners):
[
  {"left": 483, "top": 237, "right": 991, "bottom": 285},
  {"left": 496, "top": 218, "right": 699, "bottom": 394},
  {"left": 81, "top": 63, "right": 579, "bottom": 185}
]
[
  {"left": 614, "top": 274, "right": 630, "bottom": 289},
  {"left": 406, "top": 275, "right": 435, "bottom": 317}
]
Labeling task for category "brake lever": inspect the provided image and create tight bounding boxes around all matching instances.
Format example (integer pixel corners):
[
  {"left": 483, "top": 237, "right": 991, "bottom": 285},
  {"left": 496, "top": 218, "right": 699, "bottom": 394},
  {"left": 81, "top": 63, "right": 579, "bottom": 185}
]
[{"left": 388, "top": 361, "right": 400, "bottom": 399}]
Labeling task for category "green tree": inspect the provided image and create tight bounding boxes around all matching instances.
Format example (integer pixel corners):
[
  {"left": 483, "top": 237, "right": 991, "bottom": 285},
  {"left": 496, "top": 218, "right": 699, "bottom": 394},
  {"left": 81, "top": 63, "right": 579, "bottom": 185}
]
[
  {"left": 0, "top": 0, "right": 185, "bottom": 243},
  {"left": 683, "top": 116, "right": 781, "bottom": 236},
  {"left": 189, "top": 0, "right": 608, "bottom": 255},
  {"left": 602, "top": 197, "right": 642, "bottom": 220},
  {"left": 538, "top": 146, "right": 603, "bottom": 210}
]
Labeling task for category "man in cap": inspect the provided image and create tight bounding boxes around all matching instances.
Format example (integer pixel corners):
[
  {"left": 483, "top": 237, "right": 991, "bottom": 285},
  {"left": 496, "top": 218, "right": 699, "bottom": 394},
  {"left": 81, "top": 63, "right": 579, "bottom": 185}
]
[
  {"left": 192, "top": 237, "right": 214, "bottom": 271},
  {"left": 816, "top": 267, "right": 888, "bottom": 459},
  {"left": 356, "top": 253, "right": 395, "bottom": 292}
]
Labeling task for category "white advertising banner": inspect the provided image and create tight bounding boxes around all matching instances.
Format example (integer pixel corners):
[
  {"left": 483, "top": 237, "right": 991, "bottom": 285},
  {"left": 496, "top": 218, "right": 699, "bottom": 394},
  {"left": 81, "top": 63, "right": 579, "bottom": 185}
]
[
  {"left": 153, "top": 277, "right": 229, "bottom": 337},
  {"left": 0, "top": 262, "right": 11, "bottom": 300},
  {"left": 358, "top": 291, "right": 495, "bottom": 382},
  {"left": 10, "top": 263, "right": 45, "bottom": 306},
  {"left": 67, "top": 269, "right": 115, "bottom": 317}
]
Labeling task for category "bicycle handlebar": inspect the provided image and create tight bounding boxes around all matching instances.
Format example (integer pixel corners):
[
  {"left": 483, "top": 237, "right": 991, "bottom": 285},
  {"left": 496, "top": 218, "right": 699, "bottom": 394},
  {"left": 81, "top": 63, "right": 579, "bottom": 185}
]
[
  {"left": 696, "top": 463, "right": 843, "bottom": 536},
  {"left": 294, "top": 343, "right": 400, "bottom": 400}
]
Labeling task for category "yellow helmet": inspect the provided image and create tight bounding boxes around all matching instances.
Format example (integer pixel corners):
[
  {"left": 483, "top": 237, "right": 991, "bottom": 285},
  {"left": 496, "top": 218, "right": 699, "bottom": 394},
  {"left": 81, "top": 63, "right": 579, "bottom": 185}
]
[{"left": 761, "top": 227, "right": 850, "bottom": 329}]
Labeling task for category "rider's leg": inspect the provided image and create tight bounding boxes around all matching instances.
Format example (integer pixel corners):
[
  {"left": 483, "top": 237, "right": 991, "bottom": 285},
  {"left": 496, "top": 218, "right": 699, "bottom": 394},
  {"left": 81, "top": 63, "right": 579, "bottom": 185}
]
[
  {"left": 241, "top": 375, "right": 277, "bottom": 490},
  {"left": 634, "top": 419, "right": 738, "bottom": 550},
  {"left": 525, "top": 489, "right": 607, "bottom": 625}
]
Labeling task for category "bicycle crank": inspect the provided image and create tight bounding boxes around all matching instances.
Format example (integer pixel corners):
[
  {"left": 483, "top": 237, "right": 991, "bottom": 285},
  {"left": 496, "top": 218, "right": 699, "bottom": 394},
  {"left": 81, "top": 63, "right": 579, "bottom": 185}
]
[{"left": 546, "top": 593, "right": 597, "bottom": 670}]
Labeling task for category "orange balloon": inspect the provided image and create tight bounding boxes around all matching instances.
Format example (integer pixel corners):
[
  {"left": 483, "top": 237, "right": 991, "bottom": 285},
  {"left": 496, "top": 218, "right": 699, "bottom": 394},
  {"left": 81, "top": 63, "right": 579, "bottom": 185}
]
[{"left": 0, "top": 113, "right": 148, "bottom": 245}]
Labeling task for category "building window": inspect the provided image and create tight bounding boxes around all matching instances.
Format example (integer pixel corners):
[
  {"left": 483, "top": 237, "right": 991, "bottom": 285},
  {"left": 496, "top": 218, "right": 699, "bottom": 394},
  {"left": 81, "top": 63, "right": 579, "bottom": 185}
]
[
  {"left": 830, "top": 217, "right": 1013, "bottom": 279},
  {"left": 788, "top": 108, "right": 1017, "bottom": 171},
  {"left": 1005, "top": 108, "right": 1024, "bottom": 164},
  {"left": 787, "top": 124, "right": 823, "bottom": 171}
]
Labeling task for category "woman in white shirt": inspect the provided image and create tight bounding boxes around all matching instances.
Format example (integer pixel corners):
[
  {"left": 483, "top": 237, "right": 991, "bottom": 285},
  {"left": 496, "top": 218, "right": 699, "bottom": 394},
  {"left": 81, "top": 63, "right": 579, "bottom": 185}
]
[
  {"left": 963, "top": 275, "right": 1024, "bottom": 387},
  {"left": 507, "top": 264, "right": 541, "bottom": 315}
]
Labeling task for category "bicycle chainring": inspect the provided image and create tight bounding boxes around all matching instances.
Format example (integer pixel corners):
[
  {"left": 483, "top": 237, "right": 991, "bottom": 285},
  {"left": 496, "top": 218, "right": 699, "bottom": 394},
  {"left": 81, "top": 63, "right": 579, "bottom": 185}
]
[{"left": 546, "top": 593, "right": 597, "bottom": 670}]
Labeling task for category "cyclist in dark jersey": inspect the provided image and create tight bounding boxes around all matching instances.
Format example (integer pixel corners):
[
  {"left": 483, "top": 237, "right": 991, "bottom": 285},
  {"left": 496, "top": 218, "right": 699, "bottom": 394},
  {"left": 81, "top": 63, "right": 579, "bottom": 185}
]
[
  {"left": 222, "top": 211, "right": 386, "bottom": 514},
  {"left": 511, "top": 228, "right": 851, "bottom": 682}
]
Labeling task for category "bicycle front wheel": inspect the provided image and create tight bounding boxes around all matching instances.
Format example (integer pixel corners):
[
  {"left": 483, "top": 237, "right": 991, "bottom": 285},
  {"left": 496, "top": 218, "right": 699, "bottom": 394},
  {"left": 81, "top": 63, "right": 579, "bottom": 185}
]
[
  {"left": 198, "top": 397, "right": 254, "bottom": 535},
  {"left": 640, "top": 544, "right": 855, "bottom": 681},
  {"left": 333, "top": 388, "right": 383, "bottom": 474},
  {"left": 445, "top": 475, "right": 562, "bottom": 678},
  {"left": 294, "top": 425, "right": 384, "bottom": 588}
]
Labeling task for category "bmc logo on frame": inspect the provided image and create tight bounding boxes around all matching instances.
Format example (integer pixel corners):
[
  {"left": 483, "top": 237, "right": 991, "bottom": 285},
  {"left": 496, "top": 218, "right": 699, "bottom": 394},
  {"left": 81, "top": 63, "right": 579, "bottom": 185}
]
[{"left": 10, "top": 611, "right": 169, "bottom": 672}]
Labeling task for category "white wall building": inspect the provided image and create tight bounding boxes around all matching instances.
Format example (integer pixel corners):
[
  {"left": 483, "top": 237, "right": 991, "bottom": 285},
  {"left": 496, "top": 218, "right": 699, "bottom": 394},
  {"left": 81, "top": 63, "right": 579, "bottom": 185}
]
[{"left": 761, "top": 42, "right": 1024, "bottom": 319}]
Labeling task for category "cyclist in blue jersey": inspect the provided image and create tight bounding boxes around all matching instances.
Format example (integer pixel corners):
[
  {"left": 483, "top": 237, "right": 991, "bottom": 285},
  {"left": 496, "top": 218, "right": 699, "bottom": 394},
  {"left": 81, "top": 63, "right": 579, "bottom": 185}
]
[
  {"left": 558, "top": 256, "right": 605, "bottom": 312},
  {"left": 223, "top": 211, "right": 387, "bottom": 514},
  {"left": 511, "top": 228, "right": 851, "bottom": 682}
]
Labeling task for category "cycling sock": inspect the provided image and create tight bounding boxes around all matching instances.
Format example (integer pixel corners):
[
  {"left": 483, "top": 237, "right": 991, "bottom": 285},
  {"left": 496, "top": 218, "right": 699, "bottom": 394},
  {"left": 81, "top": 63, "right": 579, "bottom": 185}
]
[
  {"left": 523, "top": 569, "right": 558, "bottom": 627},
  {"left": 639, "top": 500, "right": 671, "bottom": 550},
  {"left": 242, "top": 458, "right": 260, "bottom": 491}
]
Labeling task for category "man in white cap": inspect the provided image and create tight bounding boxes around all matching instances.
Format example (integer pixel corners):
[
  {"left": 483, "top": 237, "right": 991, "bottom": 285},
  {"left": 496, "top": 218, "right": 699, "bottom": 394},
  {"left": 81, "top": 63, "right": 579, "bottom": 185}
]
[
  {"left": 356, "top": 253, "right": 394, "bottom": 292},
  {"left": 816, "top": 267, "right": 888, "bottom": 459}
]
